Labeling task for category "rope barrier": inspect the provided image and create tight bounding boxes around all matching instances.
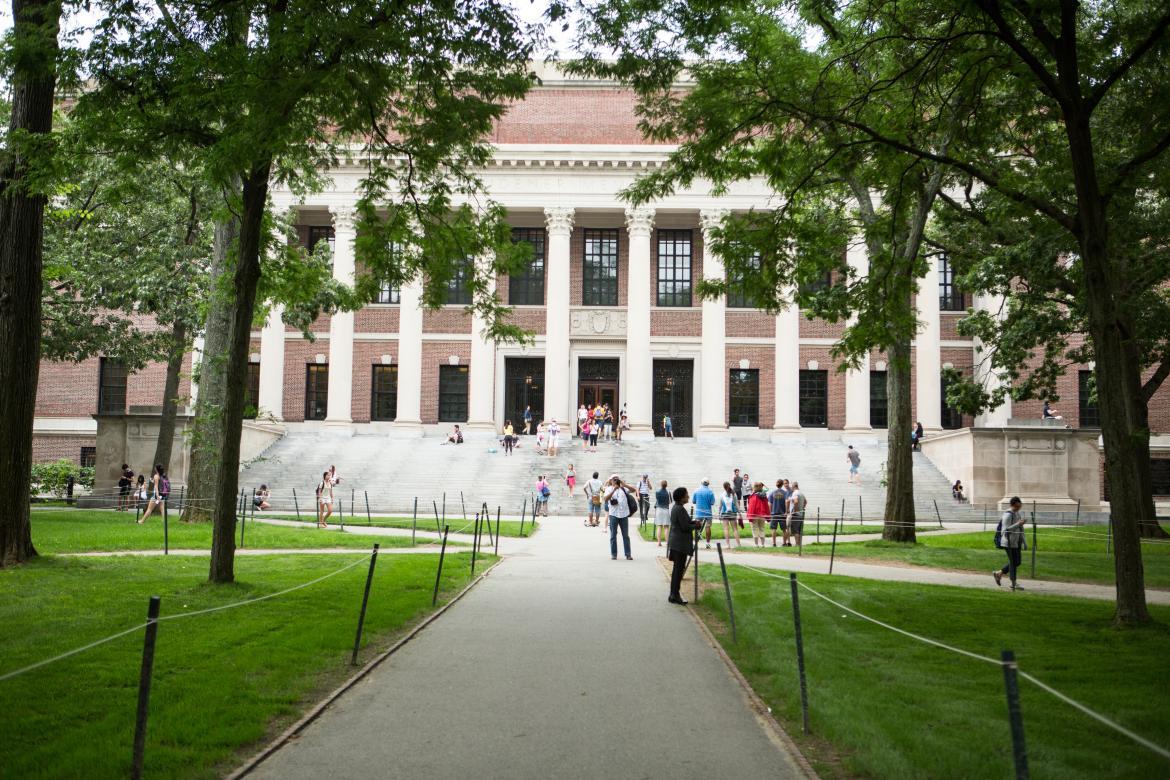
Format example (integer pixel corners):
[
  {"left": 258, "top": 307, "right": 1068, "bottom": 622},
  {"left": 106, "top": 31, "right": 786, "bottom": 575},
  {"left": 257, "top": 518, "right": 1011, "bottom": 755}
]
[{"left": 0, "top": 623, "right": 150, "bottom": 683}]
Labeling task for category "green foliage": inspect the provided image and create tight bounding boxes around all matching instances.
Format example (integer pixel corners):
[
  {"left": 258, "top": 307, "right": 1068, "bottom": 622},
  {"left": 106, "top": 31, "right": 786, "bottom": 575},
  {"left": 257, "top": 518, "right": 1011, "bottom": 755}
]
[{"left": 30, "top": 460, "right": 93, "bottom": 498}]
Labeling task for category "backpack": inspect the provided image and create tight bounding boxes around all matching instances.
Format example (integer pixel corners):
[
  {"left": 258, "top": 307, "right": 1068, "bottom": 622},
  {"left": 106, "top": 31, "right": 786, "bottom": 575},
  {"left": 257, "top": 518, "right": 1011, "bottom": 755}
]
[
  {"left": 540, "top": 484, "right": 551, "bottom": 498},
  {"left": 160, "top": 476, "right": 170, "bottom": 496},
  {"left": 993, "top": 520, "right": 1003, "bottom": 549},
  {"left": 625, "top": 488, "right": 638, "bottom": 515}
]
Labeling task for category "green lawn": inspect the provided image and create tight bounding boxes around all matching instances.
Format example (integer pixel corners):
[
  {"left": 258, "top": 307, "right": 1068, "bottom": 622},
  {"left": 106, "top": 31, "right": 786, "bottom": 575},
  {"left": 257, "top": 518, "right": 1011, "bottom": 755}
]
[
  {"left": 726, "top": 525, "right": 1170, "bottom": 588},
  {"left": 29, "top": 510, "right": 430, "bottom": 553},
  {"left": 256, "top": 512, "right": 539, "bottom": 538},
  {"left": 638, "top": 521, "right": 882, "bottom": 544},
  {"left": 0, "top": 550, "right": 493, "bottom": 778},
  {"left": 695, "top": 564, "right": 1170, "bottom": 779}
]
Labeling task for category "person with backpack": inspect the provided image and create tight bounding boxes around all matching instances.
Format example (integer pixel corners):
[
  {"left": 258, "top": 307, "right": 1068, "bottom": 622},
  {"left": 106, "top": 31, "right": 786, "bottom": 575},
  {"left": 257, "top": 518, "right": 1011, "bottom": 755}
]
[
  {"left": 584, "top": 471, "right": 603, "bottom": 527},
  {"left": 138, "top": 464, "right": 168, "bottom": 524},
  {"left": 535, "top": 475, "right": 551, "bottom": 517},
  {"left": 636, "top": 473, "right": 653, "bottom": 526},
  {"left": 316, "top": 470, "right": 334, "bottom": 527},
  {"left": 786, "top": 482, "right": 807, "bottom": 548},
  {"left": 768, "top": 479, "right": 790, "bottom": 547},
  {"left": 602, "top": 474, "right": 635, "bottom": 560},
  {"left": 994, "top": 496, "right": 1028, "bottom": 589}
]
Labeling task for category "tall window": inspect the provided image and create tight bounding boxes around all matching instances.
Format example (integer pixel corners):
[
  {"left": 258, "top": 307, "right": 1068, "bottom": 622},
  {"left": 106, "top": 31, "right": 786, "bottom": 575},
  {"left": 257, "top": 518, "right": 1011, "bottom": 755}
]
[
  {"left": 80, "top": 447, "right": 97, "bottom": 468},
  {"left": 729, "top": 369, "right": 760, "bottom": 426},
  {"left": 438, "top": 365, "right": 469, "bottom": 422},
  {"left": 244, "top": 362, "right": 261, "bottom": 419},
  {"left": 376, "top": 282, "right": 401, "bottom": 304},
  {"left": 656, "top": 229, "right": 693, "bottom": 307},
  {"left": 371, "top": 365, "right": 398, "bottom": 421},
  {"left": 799, "top": 370, "right": 828, "bottom": 427},
  {"left": 727, "top": 254, "right": 761, "bottom": 308},
  {"left": 444, "top": 258, "right": 472, "bottom": 305},
  {"left": 98, "top": 358, "right": 128, "bottom": 414},
  {"left": 1079, "top": 370, "right": 1100, "bottom": 428},
  {"left": 305, "top": 364, "right": 329, "bottom": 421},
  {"left": 307, "top": 225, "right": 334, "bottom": 252},
  {"left": 510, "top": 228, "right": 546, "bottom": 305},
  {"left": 939, "top": 255, "right": 965, "bottom": 311},
  {"left": 941, "top": 376, "right": 963, "bottom": 429},
  {"left": 870, "top": 370, "right": 888, "bottom": 429},
  {"left": 582, "top": 228, "right": 619, "bottom": 306}
]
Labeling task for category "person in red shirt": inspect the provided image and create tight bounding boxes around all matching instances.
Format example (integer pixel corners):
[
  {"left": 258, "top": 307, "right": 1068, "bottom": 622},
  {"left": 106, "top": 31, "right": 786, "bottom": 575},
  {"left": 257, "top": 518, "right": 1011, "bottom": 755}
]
[{"left": 746, "top": 482, "right": 771, "bottom": 548}]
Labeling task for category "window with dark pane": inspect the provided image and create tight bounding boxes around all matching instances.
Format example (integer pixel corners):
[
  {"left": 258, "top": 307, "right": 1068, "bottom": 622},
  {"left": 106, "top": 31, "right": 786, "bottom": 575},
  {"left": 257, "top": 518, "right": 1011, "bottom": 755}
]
[
  {"left": 307, "top": 225, "right": 334, "bottom": 252},
  {"left": 727, "top": 254, "right": 761, "bottom": 308},
  {"left": 1079, "top": 370, "right": 1100, "bottom": 428},
  {"left": 305, "top": 364, "right": 329, "bottom": 421},
  {"left": 798, "top": 370, "right": 828, "bottom": 427},
  {"left": 729, "top": 369, "right": 760, "bottom": 426},
  {"left": 940, "top": 375, "right": 963, "bottom": 429},
  {"left": 244, "top": 362, "right": 260, "bottom": 419},
  {"left": 510, "top": 228, "right": 546, "bottom": 305},
  {"left": 438, "top": 365, "right": 469, "bottom": 422},
  {"left": 582, "top": 228, "right": 619, "bottom": 306},
  {"left": 869, "top": 370, "right": 888, "bottom": 429},
  {"left": 1150, "top": 459, "right": 1170, "bottom": 495},
  {"left": 799, "top": 270, "right": 833, "bottom": 299},
  {"left": 376, "top": 282, "right": 401, "bottom": 304},
  {"left": 98, "top": 358, "right": 128, "bottom": 414},
  {"left": 371, "top": 365, "right": 398, "bottom": 421},
  {"left": 656, "top": 229, "right": 692, "bottom": 307},
  {"left": 444, "top": 258, "right": 473, "bottom": 306},
  {"left": 938, "top": 255, "right": 965, "bottom": 311},
  {"left": 80, "top": 447, "right": 97, "bottom": 468}
]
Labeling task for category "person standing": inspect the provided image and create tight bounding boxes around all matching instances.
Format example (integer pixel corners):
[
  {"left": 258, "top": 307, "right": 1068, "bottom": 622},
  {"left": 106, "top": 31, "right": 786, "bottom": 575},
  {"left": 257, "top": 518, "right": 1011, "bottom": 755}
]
[
  {"left": 653, "top": 480, "right": 671, "bottom": 546},
  {"left": 718, "top": 481, "right": 742, "bottom": 548},
  {"left": 565, "top": 464, "right": 577, "bottom": 497},
  {"left": 994, "top": 496, "right": 1028, "bottom": 590},
  {"left": 786, "top": 482, "right": 807, "bottom": 548},
  {"left": 577, "top": 403, "right": 588, "bottom": 437},
  {"left": 692, "top": 479, "right": 716, "bottom": 549},
  {"left": 535, "top": 475, "right": 551, "bottom": 517},
  {"left": 912, "top": 421, "right": 924, "bottom": 451},
  {"left": 603, "top": 475, "right": 634, "bottom": 560},
  {"left": 636, "top": 473, "right": 653, "bottom": 526},
  {"left": 523, "top": 405, "right": 533, "bottom": 435},
  {"left": 732, "top": 468, "right": 743, "bottom": 510},
  {"left": 768, "top": 479, "right": 789, "bottom": 547},
  {"left": 662, "top": 414, "right": 674, "bottom": 439},
  {"left": 746, "top": 482, "right": 769, "bottom": 547},
  {"left": 667, "top": 486, "right": 700, "bottom": 604},
  {"left": 316, "top": 470, "right": 334, "bottom": 528},
  {"left": 502, "top": 420, "right": 515, "bottom": 456},
  {"left": 580, "top": 417, "right": 592, "bottom": 452},
  {"left": 588, "top": 416, "right": 599, "bottom": 452},
  {"left": 548, "top": 419, "right": 561, "bottom": 457},
  {"left": 117, "top": 463, "right": 134, "bottom": 511},
  {"left": 603, "top": 407, "right": 614, "bottom": 441},
  {"left": 847, "top": 445, "right": 861, "bottom": 485},
  {"left": 584, "top": 471, "right": 603, "bottom": 527},
  {"left": 740, "top": 471, "right": 751, "bottom": 512}
]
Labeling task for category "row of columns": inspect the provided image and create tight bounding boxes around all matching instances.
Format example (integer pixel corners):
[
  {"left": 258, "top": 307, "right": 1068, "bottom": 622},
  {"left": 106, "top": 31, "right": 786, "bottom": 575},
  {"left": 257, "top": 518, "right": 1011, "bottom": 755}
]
[{"left": 255, "top": 203, "right": 976, "bottom": 433}]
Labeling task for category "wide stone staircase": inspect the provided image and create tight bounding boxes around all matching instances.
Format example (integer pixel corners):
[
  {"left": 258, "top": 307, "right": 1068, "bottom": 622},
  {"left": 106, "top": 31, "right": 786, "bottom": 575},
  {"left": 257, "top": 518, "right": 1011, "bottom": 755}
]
[{"left": 238, "top": 429, "right": 965, "bottom": 525}]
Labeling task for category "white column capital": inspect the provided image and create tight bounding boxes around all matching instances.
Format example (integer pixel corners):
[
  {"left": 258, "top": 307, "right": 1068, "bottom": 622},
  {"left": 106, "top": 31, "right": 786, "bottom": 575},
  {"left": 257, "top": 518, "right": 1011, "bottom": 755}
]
[
  {"left": 544, "top": 206, "right": 575, "bottom": 237},
  {"left": 624, "top": 206, "right": 655, "bottom": 239},
  {"left": 331, "top": 205, "right": 357, "bottom": 234},
  {"left": 699, "top": 208, "right": 729, "bottom": 240}
]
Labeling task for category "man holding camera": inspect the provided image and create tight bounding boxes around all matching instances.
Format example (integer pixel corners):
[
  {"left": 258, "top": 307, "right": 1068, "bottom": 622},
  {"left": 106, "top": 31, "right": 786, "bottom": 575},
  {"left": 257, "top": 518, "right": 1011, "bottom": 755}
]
[{"left": 602, "top": 474, "right": 635, "bottom": 561}]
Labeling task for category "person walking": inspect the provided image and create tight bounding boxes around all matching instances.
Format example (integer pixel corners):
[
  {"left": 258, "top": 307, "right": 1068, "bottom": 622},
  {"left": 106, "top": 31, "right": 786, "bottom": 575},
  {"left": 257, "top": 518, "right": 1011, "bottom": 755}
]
[
  {"left": 603, "top": 407, "right": 614, "bottom": 441},
  {"left": 768, "top": 479, "right": 790, "bottom": 547},
  {"left": 523, "top": 405, "right": 533, "bottom": 435},
  {"left": 535, "top": 475, "right": 551, "bottom": 517},
  {"left": 603, "top": 475, "right": 635, "bottom": 560},
  {"left": 315, "top": 470, "right": 334, "bottom": 528},
  {"left": 584, "top": 471, "right": 603, "bottom": 527},
  {"left": 787, "top": 482, "right": 807, "bottom": 548},
  {"left": 746, "top": 482, "right": 769, "bottom": 547},
  {"left": 502, "top": 420, "right": 515, "bottom": 455},
  {"left": 653, "top": 479, "right": 671, "bottom": 547},
  {"left": 718, "top": 481, "right": 742, "bottom": 548},
  {"left": 580, "top": 418, "right": 592, "bottom": 451},
  {"left": 994, "top": 496, "right": 1028, "bottom": 590},
  {"left": 662, "top": 414, "right": 674, "bottom": 439},
  {"left": 565, "top": 465, "right": 577, "bottom": 497},
  {"left": 692, "top": 479, "right": 716, "bottom": 549},
  {"left": 847, "top": 445, "right": 861, "bottom": 485},
  {"left": 667, "top": 486, "right": 700, "bottom": 605},
  {"left": 636, "top": 473, "right": 653, "bottom": 526},
  {"left": 138, "top": 464, "right": 168, "bottom": 524},
  {"left": 588, "top": 416, "right": 599, "bottom": 452}
]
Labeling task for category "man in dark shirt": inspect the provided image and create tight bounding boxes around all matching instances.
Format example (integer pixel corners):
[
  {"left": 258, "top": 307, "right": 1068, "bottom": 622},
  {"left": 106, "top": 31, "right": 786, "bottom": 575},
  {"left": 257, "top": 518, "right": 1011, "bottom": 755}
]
[{"left": 667, "top": 486, "right": 700, "bottom": 604}]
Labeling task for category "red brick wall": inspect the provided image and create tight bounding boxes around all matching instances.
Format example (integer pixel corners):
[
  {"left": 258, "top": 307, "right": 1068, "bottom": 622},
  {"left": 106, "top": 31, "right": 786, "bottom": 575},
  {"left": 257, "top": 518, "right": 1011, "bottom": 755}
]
[
  {"left": 799, "top": 314, "right": 847, "bottom": 340},
  {"left": 651, "top": 310, "right": 702, "bottom": 337},
  {"left": 356, "top": 308, "right": 400, "bottom": 333},
  {"left": 33, "top": 435, "right": 95, "bottom": 464},
  {"left": 940, "top": 313, "right": 970, "bottom": 341},
  {"left": 126, "top": 353, "right": 194, "bottom": 410},
  {"left": 282, "top": 339, "right": 328, "bottom": 422},
  {"left": 351, "top": 340, "right": 399, "bottom": 423},
  {"left": 286, "top": 314, "right": 331, "bottom": 334},
  {"left": 492, "top": 88, "right": 648, "bottom": 145},
  {"left": 503, "top": 307, "right": 548, "bottom": 335},
  {"left": 726, "top": 311, "right": 774, "bottom": 338},
  {"left": 940, "top": 347, "right": 976, "bottom": 428},
  {"left": 799, "top": 346, "right": 846, "bottom": 429},
  {"left": 37, "top": 358, "right": 100, "bottom": 416},
  {"left": 726, "top": 346, "right": 775, "bottom": 429},
  {"left": 422, "top": 308, "right": 473, "bottom": 334},
  {"left": 421, "top": 342, "right": 472, "bottom": 424}
]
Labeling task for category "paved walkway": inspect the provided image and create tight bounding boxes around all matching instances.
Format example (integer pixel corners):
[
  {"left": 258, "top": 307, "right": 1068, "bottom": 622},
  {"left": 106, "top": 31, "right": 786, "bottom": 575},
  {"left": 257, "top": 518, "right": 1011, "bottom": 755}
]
[{"left": 246, "top": 517, "right": 808, "bottom": 779}]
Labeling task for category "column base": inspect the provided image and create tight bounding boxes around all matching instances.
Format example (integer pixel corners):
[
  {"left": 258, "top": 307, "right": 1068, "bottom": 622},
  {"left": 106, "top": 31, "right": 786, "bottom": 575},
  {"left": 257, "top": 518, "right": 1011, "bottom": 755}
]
[
  {"left": 769, "top": 427, "right": 806, "bottom": 444},
  {"left": 323, "top": 419, "right": 354, "bottom": 433},
  {"left": 388, "top": 421, "right": 424, "bottom": 438},
  {"left": 462, "top": 422, "right": 499, "bottom": 439},
  {"left": 622, "top": 429, "right": 656, "bottom": 443}
]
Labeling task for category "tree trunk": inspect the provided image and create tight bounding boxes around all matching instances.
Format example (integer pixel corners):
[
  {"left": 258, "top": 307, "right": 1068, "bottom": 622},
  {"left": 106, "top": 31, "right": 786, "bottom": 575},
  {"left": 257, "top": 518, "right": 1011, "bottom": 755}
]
[
  {"left": 883, "top": 337, "right": 917, "bottom": 542},
  {"left": 184, "top": 208, "right": 239, "bottom": 522},
  {"left": 208, "top": 163, "right": 271, "bottom": 584},
  {"left": 0, "top": 0, "right": 60, "bottom": 567},
  {"left": 150, "top": 320, "right": 188, "bottom": 472}
]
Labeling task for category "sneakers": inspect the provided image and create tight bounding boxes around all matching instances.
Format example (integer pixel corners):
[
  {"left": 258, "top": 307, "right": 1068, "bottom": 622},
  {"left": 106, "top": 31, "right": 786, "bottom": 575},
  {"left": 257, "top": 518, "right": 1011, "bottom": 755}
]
[
  {"left": 668, "top": 595, "right": 688, "bottom": 605},
  {"left": 625, "top": 555, "right": 633, "bottom": 560},
  {"left": 993, "top": 571, "right": 1003, "bottom": 586},
  {"left": 1011, "top": 583, "right": 1025, "bottom": 590}
]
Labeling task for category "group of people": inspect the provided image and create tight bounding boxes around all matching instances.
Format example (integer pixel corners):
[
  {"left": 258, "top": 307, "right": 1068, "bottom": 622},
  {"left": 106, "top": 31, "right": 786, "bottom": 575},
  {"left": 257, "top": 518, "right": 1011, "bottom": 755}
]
[
  {"left": 690, "top": 471, "right": 810, "bottom": 550},
  {"left": 118, "top": 462, "right": 171, "bottom": 522},
  {"left": 315, "top": 465, "right": 341, "bottom": 527},
  {"left": 577, "top": 402, "right": 627, "bottom": 449}
]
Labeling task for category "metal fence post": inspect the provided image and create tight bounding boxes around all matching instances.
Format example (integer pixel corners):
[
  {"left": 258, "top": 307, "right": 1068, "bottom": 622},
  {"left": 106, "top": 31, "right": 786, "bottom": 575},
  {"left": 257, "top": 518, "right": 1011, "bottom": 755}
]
[
  {"left": 351, "top": 544, "right": 381, "bottom": 665},
  {"left": 495, "top": 506, "right": 501, "bottom": 556},
  {"left": 693, "top": 522, "right": 700, "bottom": 603},
  {"left": 816, "top": 506, "right": 820, "bottom": 542},
  {"left": 442, "top": 492, "right": 446, "bottom": 524},
  {"left": 716, "top": 543, "right": 736, "bottom": 643},
  {"left": 1031, "top": 514, "right": 1038, "bottom": 579},
  {"left": 293, "top": 488, "right": 300, "bottom": 521},
  {"left": 1074, "top": 498, "right": 1081, "bottom": 526},
  {"left": 432, "top": 500, "right": 442, "bottom": 533},
  {"left": 177, "top": 485, "right": 185, "bottom": 514},
  {"left": 239, "top": 504, "right": 247, "bottom": 548},
  {"left": 432, "top": 525, "right": 450, "bottom": 606},
  {"left": 858, "top": 495, "right": 863, "bottom": 526},
  {"left": 789, "top": 574, "right": 810, "bottom": 734},
  {"left": 365, "top": 490, "right": 371, "bottom": 525},
  {"left": 470, "top": 512, "right": 480, "bottom": 576},
  {"left": 1107, "top": 514, "right": 1113, "bottom": 555},
  {"left": 163, "top": 499, "right": 169, "bottom": 556},
  {"left": 934, "top": 498, "right": 944, "bottom": 529},
  {"left": 1001, "top": 649, "right": 1030, "bottom": 779},
  {"left": 131, "top": 596, "right": 161, "bottom": 780},
  {"left": 829, "top": 520, "right": 839, "bottom": 575},
  {"left": 461, "top": 490, "right": 467, "bottom": 522},
  {"left": 519, "top": 497, "right": 527, "bottom": 538}
]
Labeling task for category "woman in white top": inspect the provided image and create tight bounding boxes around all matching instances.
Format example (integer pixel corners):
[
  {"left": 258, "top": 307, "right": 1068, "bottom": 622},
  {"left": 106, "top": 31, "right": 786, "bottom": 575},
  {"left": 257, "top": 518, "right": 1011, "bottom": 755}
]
[
  {"left": 316, "top": 470, "right": 334, "bottom": 528},
  {"left": 548, "top": 419, "right": 561, "bottom": 456},
  {"left": 718, "top": 481, "right": 743, "bottom": 548}
]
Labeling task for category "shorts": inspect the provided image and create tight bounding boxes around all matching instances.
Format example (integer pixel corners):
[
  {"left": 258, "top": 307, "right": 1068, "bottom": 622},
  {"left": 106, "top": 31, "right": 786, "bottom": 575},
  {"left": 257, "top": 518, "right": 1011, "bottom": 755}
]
[
  {"left": 589, "top": 502, "right": 601, "bottom": 518},
  {"left": 719, "top": 511, "right": 737, "bottom": 524},
  {"left": 699, "top": 516, "right": 714, "bottom": 528},
  {"left": 850, "top": 464, "right": 859, "bottom": 474},
  {"left": 789, "top": 513, "right": 805, "bottom": 535},
  {"left": 320, "top": 497, "right": 332, "bottom": 506},
  {"left": 654, "top": 506, "right": 670, "bottom": 526},
  {"left": 770, "top": 516, "right": 786, "bottom": 531}
]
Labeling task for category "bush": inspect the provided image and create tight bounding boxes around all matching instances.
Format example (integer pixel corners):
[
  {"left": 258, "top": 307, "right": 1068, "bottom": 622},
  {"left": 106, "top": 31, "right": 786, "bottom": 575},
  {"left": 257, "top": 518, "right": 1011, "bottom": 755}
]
[{"left": 31, "top": 460, "right": 93, "bottom": 498}]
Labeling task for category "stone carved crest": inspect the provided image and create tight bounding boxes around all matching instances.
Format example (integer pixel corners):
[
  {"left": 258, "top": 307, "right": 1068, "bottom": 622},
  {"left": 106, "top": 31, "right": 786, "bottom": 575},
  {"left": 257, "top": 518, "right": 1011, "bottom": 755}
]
[{"left": 570, "top": 309, "right": 628, "bottom": 337}]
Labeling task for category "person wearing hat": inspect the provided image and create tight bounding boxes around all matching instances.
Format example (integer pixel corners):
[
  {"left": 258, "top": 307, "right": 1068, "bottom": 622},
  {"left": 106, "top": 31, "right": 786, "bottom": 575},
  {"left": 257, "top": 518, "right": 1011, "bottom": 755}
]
[
  {"left": 602, "top": 474, "right": 635, "bottom": 560},
  {"left": 636, "top": 473, "right": 653, "bottom": 526},
  {"left": 667, "top": 485, "right": 701, "bottom": 604},
  {"left": 692, "top": 479, "right": 716, "bottom": 549}
]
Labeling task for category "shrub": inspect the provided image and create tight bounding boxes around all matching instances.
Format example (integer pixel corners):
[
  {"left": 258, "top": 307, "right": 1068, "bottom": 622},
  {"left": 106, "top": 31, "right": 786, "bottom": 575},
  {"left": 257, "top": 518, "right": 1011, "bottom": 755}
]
[{"left": 31, "top": 460, "right": 93, "bottom": 498}]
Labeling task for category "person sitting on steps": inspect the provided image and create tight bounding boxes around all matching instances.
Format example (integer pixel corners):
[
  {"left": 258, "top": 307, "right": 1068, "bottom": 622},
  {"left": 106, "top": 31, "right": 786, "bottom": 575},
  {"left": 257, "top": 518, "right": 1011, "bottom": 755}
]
[{"left": 443, "top": 424, "right": 463, "bottom": 445}]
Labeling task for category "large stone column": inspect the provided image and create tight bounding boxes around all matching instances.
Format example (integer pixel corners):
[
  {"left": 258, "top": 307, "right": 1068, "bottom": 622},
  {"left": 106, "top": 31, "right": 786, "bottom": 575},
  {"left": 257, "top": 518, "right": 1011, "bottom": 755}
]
[
  {"left": 774, "top": 287, "right": 801, "bottom": 432},
  {"left": 467, "top": 254, "right": 497, "bottom": 434},
  {"left": 916, "top": 254, "right": 943, "bottom": 429},
  {"left": 258, "top": 304, "right": 285, "bottom": 420},
  {"left": 624, "top": 206, "right": 655, "bottom": 439},
  {"left": 394, "top": 276, "right": 424, "bottom": 433},
  {"left": 325, "top": 206, "right": 356, "bottom": 425},
  {"left": 699, "top": 208, "right": 728, "bottom": 437},
  {"left": 844, "top": 240, "right": 871, "bottom": 430},
  {"left": 974, "top": 292, "right": 1012, "bottom": 426},
  {"left": 544, "top": 207, "right": 574, "bottom": 426}
]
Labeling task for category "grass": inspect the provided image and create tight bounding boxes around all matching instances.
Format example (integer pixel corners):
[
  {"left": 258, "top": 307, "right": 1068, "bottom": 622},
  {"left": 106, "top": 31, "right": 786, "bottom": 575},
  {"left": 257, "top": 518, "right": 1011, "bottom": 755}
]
[
  {"left": 693, "top": 564, "right": 1170, "bottom": 779},
  {"left": 637, "top": 521, "right": 880, "bottom": 544},
  {"left": 731, "top": 525, "right": 1170, "bottom": 588},
  {"left": 255, "top": 512, "right": 539, "bottom": 538},
  {"left": 28, "top": 510, "right": 432, "bottom": 554},
  {"left": 0, "top": 550, "right": 494, "bottom": 778}
]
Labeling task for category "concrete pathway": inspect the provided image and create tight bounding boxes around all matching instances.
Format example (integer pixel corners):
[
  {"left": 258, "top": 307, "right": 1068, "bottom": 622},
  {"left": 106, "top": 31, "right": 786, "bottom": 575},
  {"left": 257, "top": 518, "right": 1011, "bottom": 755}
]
[{"left": 246, "top": 517, "right": 808, "bottom": 779}]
